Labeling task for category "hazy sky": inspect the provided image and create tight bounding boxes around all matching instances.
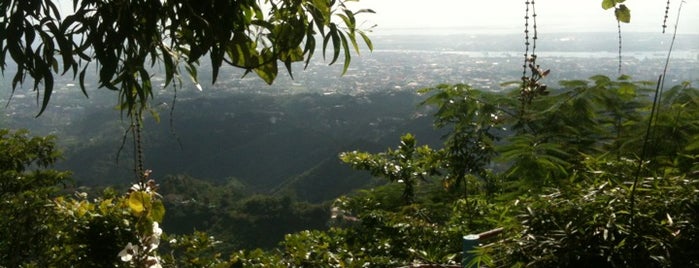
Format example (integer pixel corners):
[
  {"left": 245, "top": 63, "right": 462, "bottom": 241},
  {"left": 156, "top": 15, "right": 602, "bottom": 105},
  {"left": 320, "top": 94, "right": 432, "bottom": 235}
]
[
  {"left": 348, "top": 0, "right": 699, "bottom": 34},
  {"left": 53, "top": 0, "right": 698, "bottom": 34}
]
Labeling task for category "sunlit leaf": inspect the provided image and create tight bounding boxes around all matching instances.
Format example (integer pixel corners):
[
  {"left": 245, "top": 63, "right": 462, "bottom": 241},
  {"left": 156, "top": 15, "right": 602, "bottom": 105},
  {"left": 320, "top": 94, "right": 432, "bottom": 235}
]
[
  {"left": 128, "top": 191, "right": 150, "bottom": 215},
  {"left": 359, "top": 30, "right": 373, "bottom": 51},
  {"left": 254, "top": 62, "right": 278, "bottom": 85},
  {"left": 615, "top": 5, "right": 631, "bottom": 23},
  {"left": 601, "top": 0, "right": 616, "bottom": 10}
]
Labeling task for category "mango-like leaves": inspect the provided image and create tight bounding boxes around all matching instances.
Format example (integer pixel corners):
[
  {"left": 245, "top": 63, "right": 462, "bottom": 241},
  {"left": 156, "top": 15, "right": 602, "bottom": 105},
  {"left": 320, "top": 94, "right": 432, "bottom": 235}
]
[{"left": 1, "top": 0, "right": 374, "bottom": 117}]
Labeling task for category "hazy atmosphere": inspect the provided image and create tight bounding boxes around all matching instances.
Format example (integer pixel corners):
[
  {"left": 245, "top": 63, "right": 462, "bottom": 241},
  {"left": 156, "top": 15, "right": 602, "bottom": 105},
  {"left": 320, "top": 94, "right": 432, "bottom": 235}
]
[
  {"left": 350, "top": 0, "right": 699, "bottom": 34},
  {"left": 3, "top": 0, "right": 699, "bottom": 267}
]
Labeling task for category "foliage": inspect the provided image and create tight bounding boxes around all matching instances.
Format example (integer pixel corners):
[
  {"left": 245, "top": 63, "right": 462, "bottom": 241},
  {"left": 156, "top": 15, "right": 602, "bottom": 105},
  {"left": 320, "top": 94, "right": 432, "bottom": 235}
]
[
  {"left": 331, "top": 77, "right": 699, "bottom": 267},
  {"left": 602, "top": 0, "right": 631, "bottom": 23},
  {"left": 162, "top": 231, "right": 232, "bottom": 268},
  {"left": 0, "top": 129, "right": 169, "bottom": 267},
  {"left": 0, "top": 129, "right": 70, "bottom": 267},
  {"left": 1, "top": 0, "right": 373, "bottom": 116},
  {"left": 4, "top": 0, "right": 695, "bottom": 266},
  {"left": 215, "top": 194, "right": 330, "bottom": 250},
  {"left": 3, "top": 75, "right": 697, "bottom": 266},
  {"left": 490, "top": 158, "right": 699, "bottom": 267},
  {"left": 419, "top": 84, "right": 501, "bottom": 193},
  {"left": 646, "top": 82, "right": 699, "bottom": 172},
  {"left": 51, "top": 189, "right": 139, "bottom": 267},
  {"left": 340, "top": 133, "right": 441, "bottom": 204}
]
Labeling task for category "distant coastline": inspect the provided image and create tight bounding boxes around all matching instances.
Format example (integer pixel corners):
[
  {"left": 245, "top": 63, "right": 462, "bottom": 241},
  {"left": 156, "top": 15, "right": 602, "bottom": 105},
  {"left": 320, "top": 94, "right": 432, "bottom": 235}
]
[{"left": 371, "top": 27, "right": 699, "bottom": 36}]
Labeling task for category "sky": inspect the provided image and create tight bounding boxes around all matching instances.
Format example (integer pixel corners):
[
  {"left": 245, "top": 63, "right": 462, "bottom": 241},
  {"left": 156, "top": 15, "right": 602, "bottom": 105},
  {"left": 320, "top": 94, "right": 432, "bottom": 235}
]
[
  {"left": 53, "top": 1, "right": 698, "bottom": 34},
  {"left": 347, "top": 0, "right": 699, "bottom": 34}
]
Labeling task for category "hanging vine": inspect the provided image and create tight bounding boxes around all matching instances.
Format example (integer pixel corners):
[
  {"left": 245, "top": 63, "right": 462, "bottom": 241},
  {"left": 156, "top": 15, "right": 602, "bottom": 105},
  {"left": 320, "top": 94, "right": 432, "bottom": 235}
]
[
  {"left": 616, "top": 20, "right": 623, "bottom": 74},
  {"left": 131, "top": 112, "right": 145, "bottom": 183},
  {"left": 520, "top": 0, "right": 549, "bottom": 113},
  {"left": 662, "top": 0, "right": 671, "bottom": 33},
  {"left": 116, "top": 108, "right": 151, "bottom": 186},
  {"left": 601, "top": 0, "right": 631, "bottom": 74}
]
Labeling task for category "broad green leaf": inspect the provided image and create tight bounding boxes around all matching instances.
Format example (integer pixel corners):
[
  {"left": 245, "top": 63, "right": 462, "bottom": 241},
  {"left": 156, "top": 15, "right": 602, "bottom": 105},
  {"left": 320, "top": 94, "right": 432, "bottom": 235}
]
[
  {"left": 615, "top": 5, "right": 631, "bottom": 23},
  {"left": 601, "top": 0, "right": 616, "bottom": 10},
  {"left": 151, "top": 200, "right": 166, "bottom": 222},
  {"left": 98, "top": 199, "right": 113, "bottom": 215},
  {"left": 254, "top": 61, "right": 278, "bottom": 85},
  {"left": 128, "top": 191, "right": 151, "bottom": 214}
]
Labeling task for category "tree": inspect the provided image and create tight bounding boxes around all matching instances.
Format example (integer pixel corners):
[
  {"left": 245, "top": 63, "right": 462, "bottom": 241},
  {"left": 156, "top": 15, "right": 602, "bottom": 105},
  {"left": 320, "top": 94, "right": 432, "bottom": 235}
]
[
  {"left": 418, "top": 84, "right": 501, "bottom": 194},
  {"left": 340, "top": 134, "right": 440, "bottom": 204},
  {"left": 0, "top": 129, "right": 161, "bottom": 267},
  {"left": 0, "top": 129, "right": 69, "bottom": 266},
  {"left": 1, "top": 0, "right": 374, "bottom": 116}
]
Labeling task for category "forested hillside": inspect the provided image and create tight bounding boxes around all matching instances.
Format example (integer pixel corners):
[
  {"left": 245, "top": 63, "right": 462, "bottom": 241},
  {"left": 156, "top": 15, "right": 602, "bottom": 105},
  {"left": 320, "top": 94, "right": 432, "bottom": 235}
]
[{"left": 45, "top": 91, "right": 442, "bottom": 198}]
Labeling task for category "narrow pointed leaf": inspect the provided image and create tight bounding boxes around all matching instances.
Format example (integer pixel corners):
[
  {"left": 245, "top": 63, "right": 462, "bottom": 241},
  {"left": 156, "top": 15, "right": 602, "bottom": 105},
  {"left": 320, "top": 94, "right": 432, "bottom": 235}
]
[{"left": 338, "top": 31, "right": 351, "bottom": 75}]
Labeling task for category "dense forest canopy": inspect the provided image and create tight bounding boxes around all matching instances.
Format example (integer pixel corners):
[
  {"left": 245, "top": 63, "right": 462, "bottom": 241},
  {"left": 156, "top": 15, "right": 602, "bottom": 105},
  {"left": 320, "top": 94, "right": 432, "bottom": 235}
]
[{"left": 2, "top": 0, "right": 699, "bottom": 267}]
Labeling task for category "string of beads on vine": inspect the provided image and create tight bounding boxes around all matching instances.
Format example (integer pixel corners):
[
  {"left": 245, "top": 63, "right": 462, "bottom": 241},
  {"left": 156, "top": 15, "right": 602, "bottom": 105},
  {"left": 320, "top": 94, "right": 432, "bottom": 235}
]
[
  {"left": 662, "top": 0, "right": 671, "bottom": 33},
  {"left": 520, "top": 0, "right": 550, "bottom": 107}
]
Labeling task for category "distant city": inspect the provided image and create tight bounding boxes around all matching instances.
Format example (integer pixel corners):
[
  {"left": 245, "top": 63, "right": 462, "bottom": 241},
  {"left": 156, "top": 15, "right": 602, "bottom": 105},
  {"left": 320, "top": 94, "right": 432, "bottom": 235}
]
[{"left": 2, "top": 32, "right": 698, "bottom": 130}]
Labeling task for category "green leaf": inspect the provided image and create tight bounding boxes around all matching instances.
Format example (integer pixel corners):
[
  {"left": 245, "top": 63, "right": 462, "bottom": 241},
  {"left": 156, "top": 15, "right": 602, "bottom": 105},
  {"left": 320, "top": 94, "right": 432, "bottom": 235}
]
[
  {"left": 37, "top": 72, "right": 54, "bottom": 117},
  {"left": 359, "top": 30, "right": 373, "bottom": 51},
  {"left": 151, "top": 200, "right": 165, "bottom": 222},
  {"left": 615, "top": 5, "right": 631, "bottom": 23},
  {"left": 328, "top": 25, "right": 341, "bottom": 65},
  {"left": 618, "top": 83, "right": 636, "bottom": 97},
  {"left": 161, "top": 46, "right": 175, "bottom": 89},
  {"left": 601, "top": 0, "right": 616, "bottom": 10},
  {"left": 312, "top": 0, "right": 331, "bottom": 22},
  {"left": 338, "top": 31, "right": 351, "bottom": 75},
  {"left": 303, "top": 28, "right": 317, "bottom": 69},
  {"left": 78, "top": 67, "right": 88, "bottom": 98},
  {"left": 336, "top": 13, "right": 353, "bottom": 30},
  {"left": 254, "top": 62, "right": 278, "bottom": 85},
  {"left": 128, "top": 191, "right": 151, "bottom": 215},
  {"left": 617, "top": 74, "right": 632, "bottom": 81},
  {"left": 686, "top": 138, "right": 699, "bottom": 151}
]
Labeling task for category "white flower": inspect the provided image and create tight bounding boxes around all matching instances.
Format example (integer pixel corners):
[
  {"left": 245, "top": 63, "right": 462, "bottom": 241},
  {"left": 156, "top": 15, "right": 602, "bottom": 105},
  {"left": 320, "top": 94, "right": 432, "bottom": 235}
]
[
  {"left": 146, "top": 256, "right": 162, "bottom": 268},
  {"left": 152, "top": 222, "right": 162, "bottom": 237},
  {"left": 130, "top": 183, "right": 145, "bottom": 192},
  {"left": 145, "top": 236, "right": 161, "bottom": 252},
  {"left": 118, "top": 242, "right": 138, "bottom": 262}
]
